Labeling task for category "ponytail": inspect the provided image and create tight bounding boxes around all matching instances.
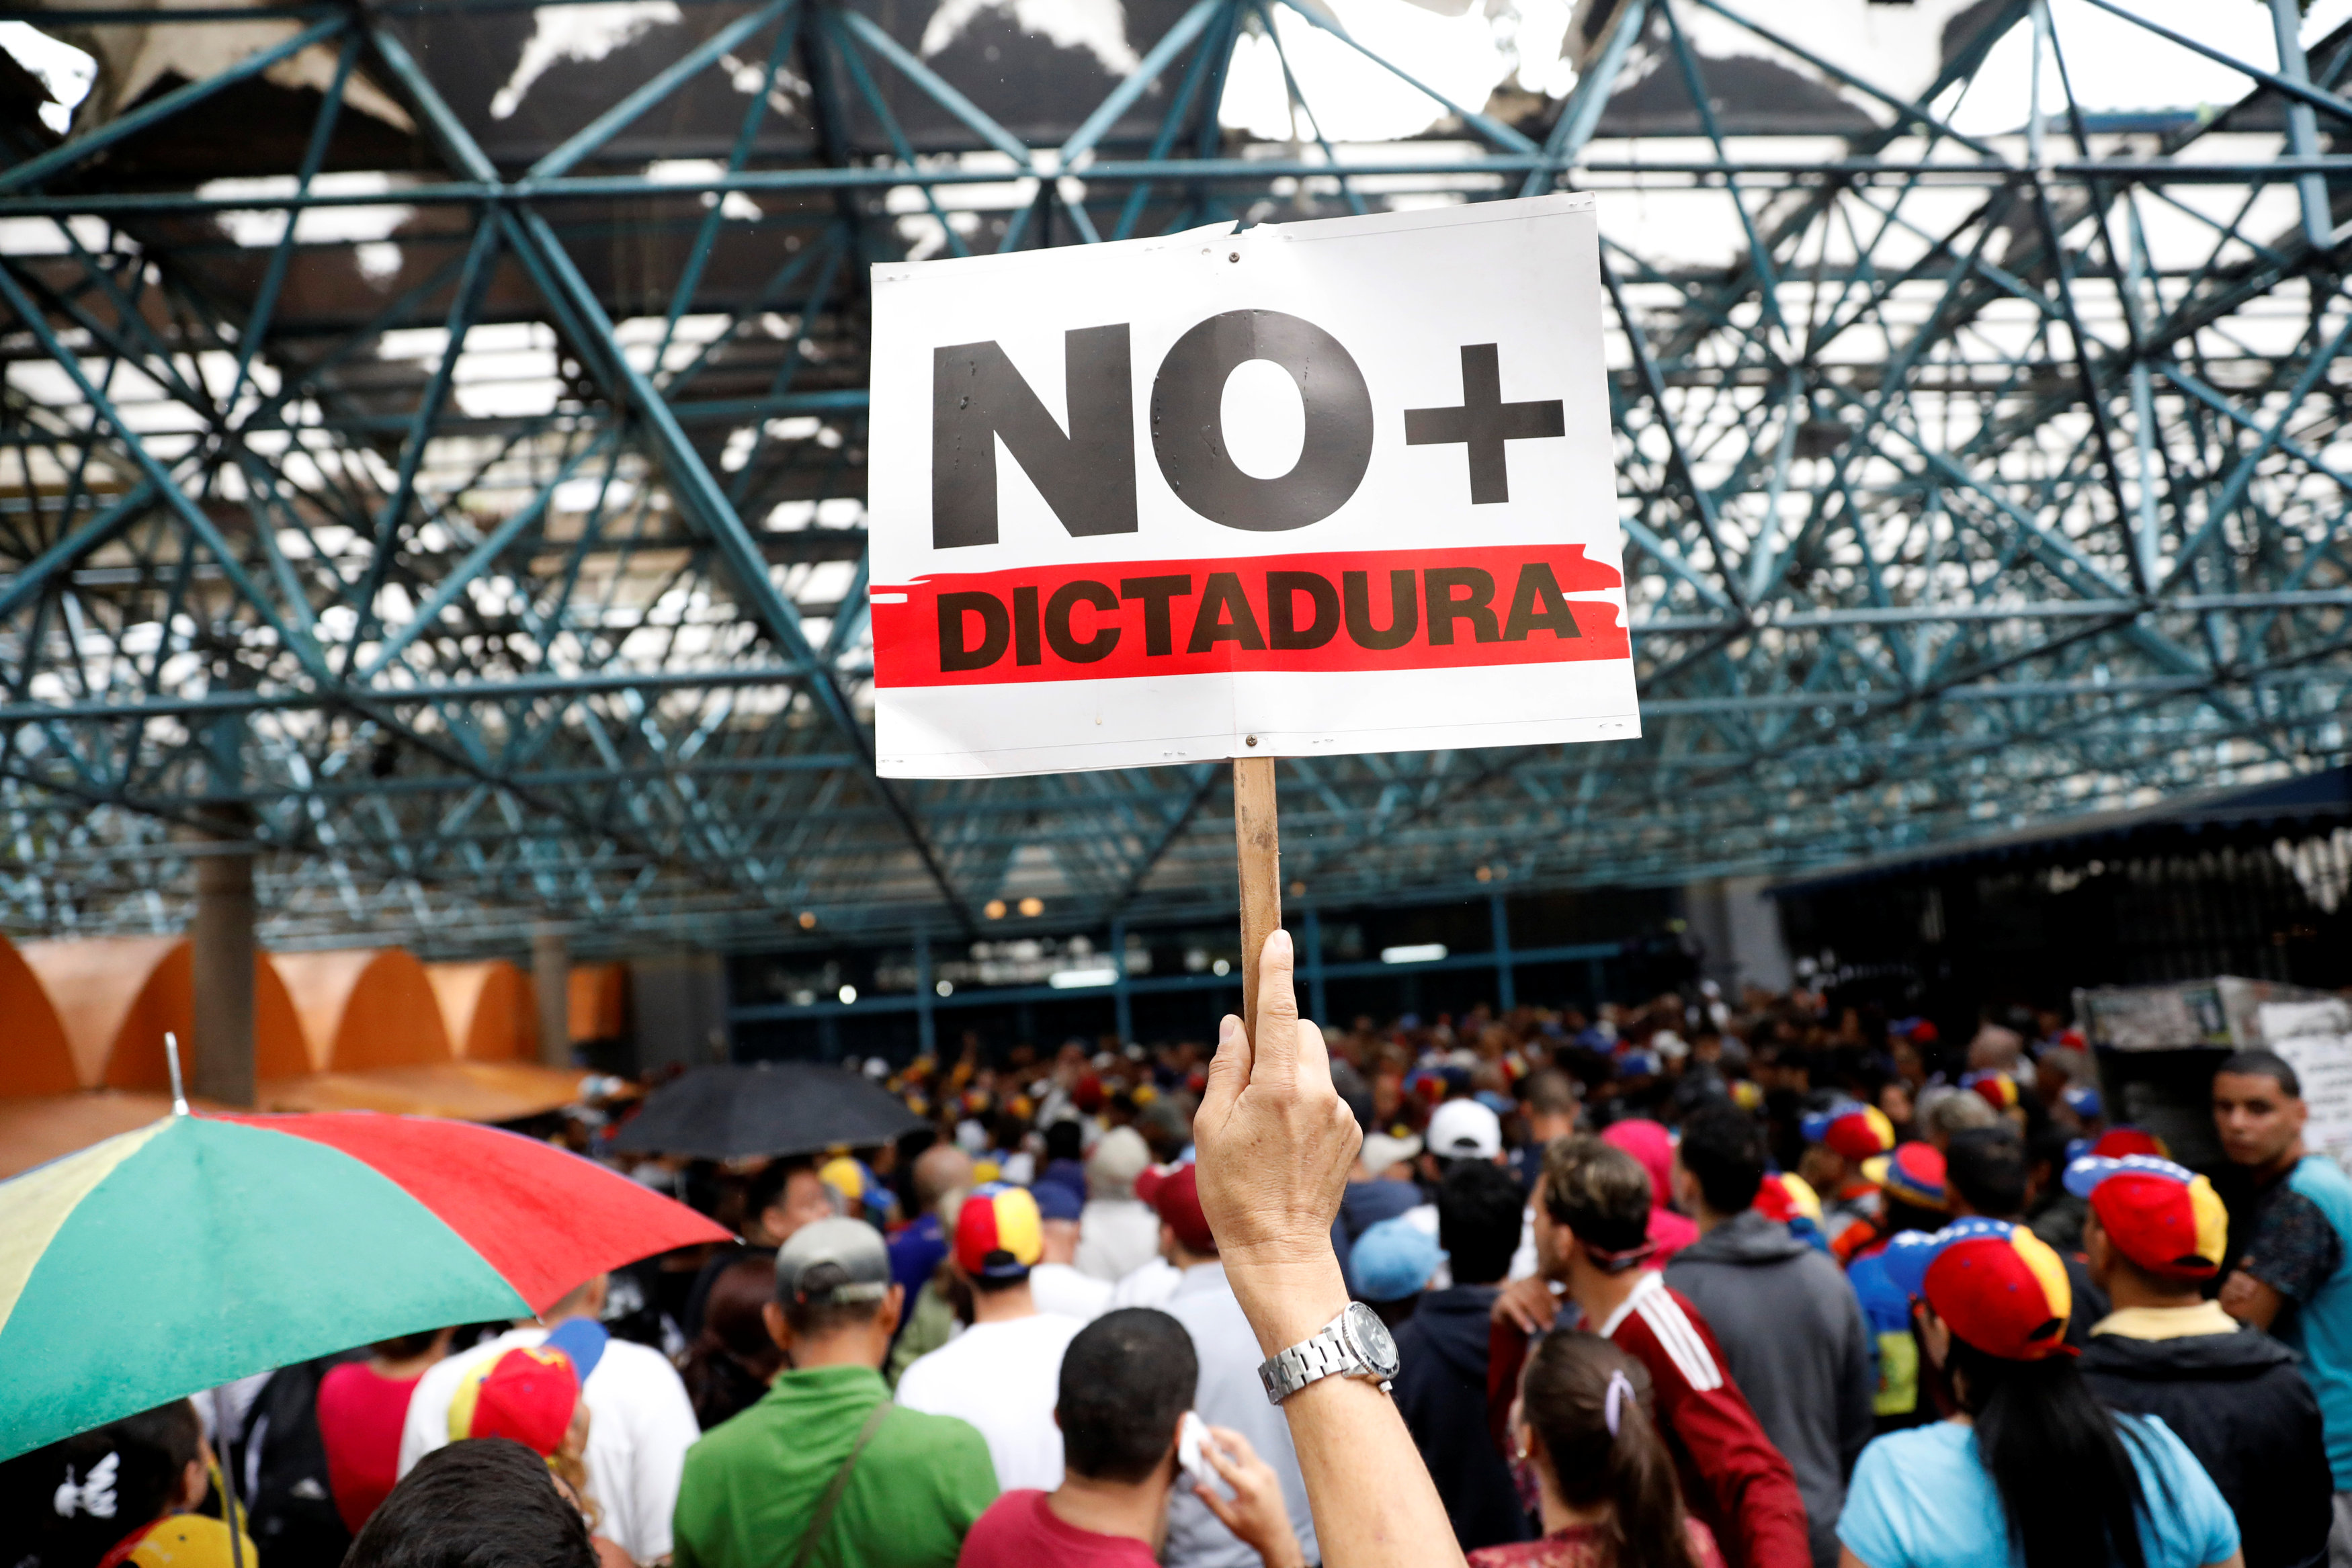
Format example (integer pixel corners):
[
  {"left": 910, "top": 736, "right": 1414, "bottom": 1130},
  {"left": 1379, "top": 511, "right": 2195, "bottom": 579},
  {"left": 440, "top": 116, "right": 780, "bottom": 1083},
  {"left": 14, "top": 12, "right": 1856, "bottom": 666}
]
[
  {"left": 1522, "top": 1332, "right": 1702, "bottom": 1568},
  {"left": 1945, "top": 1337, "right": 2153, "bottom": 1568}
]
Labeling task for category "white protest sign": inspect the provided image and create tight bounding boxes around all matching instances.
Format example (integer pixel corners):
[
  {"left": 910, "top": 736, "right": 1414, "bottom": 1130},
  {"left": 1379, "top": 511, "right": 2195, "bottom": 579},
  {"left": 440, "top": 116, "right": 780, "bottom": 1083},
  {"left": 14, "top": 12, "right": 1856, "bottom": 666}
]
[
  {"left": 865, "top": 194, "right": 1638, "bottom": 779},
  {"left": 2263, "top": 998, "right": 2352, "bottom": 1172}
]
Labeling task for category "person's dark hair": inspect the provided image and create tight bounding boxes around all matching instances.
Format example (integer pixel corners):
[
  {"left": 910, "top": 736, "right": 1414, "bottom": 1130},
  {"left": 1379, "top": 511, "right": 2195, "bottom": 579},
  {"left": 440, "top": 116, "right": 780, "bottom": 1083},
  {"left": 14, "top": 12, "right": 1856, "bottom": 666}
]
[
  {"left": 1675, "top": 1103, "right": 1765, "bottom": 1215},
  {"left": 1438, "top": 1162, "right": 1528, "bottom": 1286},
  {"left": 1044, "top": 1119, "right": 1084, "bottom": 1163},
  {"left": 780, "top": 1262, "right": 886, "bottom": 1339},
  {"left": 1540, "top": 1137, "right": 1652, "bottom": 1263},
  {"left": 2217, "top": 1049, "right": 2301, "bottom": 1098},
  {"left": 1056, "top": 1309, "right": 1199, "bottom": 1484},
  {"left": 1, "top": 1400, "right": 203, "bottom": 1568},
  {"left": 345, "top": 1438, "right": 596, "bottom": 1568},
  {"left": 372, "top": 1328, "right": 448, "bottom": 1361},
  {"left": 1521, "top": 1334, "right": 1702, "bottom": 1568},
  {"left": 1938, "top": 1334, "right": 2156, "bottom": 1568},
  {"left": 747, "top": 1158, "right": 816, "bottom": 1221},
  {"left": 683, "top": 1256, "right": 786, "bottom": 1430},
  {"left": 1947, "top": 1127, "right": 2029, "bottom": 1220},
  {"left": 991, "top": 1109, "right": 1029, "bottom": 1152}
]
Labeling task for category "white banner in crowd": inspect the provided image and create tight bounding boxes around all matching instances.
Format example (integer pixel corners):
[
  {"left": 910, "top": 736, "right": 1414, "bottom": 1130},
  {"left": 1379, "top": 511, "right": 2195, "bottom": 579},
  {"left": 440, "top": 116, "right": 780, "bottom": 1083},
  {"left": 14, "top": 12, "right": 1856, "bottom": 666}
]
[{"left": 865, "top": 193, "right": 1638, "bottom": 779}]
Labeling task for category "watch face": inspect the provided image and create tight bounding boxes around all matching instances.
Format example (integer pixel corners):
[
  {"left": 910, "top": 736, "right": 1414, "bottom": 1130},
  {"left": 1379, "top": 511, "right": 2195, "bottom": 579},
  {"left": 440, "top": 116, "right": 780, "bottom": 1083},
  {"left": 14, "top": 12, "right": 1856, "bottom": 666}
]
[{"left": 1343, "top": 1301, "right": 1402, "bottom": 1378}]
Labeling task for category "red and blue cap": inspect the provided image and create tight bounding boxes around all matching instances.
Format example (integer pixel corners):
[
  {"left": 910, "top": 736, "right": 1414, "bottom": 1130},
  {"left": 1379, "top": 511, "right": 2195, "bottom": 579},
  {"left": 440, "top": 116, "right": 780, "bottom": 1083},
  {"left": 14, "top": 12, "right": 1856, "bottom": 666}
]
[
  {"left": 1862, "top": 1141, "right": 1949, "bottom": 1212},
  {"left": 2064, "top": 1154, "right": 2228, "bottom": 1280},
  {"left": 1882, "top": 1217, "right": 2074, "bottom": 1361},
  {"left": 1800, "top": 1100, "right": 1895, "bottom": 1162},
  {"left": 954, "top": 1182, "right": 1043, "bottom": 1281}
]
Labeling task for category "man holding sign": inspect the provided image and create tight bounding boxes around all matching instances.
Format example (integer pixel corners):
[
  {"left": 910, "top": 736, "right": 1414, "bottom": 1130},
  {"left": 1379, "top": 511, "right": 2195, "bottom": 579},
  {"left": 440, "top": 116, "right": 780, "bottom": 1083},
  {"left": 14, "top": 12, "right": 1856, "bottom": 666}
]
[{"left": 865, "top": 198, "right": 1648, "bottom": 1568}]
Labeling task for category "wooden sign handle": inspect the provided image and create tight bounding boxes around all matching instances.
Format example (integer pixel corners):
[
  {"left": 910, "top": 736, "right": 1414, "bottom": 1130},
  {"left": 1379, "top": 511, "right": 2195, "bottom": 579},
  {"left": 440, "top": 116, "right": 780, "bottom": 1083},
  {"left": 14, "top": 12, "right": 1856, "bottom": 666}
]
[{"left": 1232, "top": 756, "right": 1282, "bottom": 1046}]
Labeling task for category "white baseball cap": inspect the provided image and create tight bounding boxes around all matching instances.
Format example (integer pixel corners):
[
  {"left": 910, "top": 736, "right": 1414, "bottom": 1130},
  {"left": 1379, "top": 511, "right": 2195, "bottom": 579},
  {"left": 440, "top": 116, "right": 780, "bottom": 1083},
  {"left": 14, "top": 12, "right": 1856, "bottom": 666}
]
[
  {"left": 1359, "top": 1131, "right": 1423, "bottom": 1176},
  {"left": 1427, "top": 1098, "right": 1503, "bottom": 1161}
]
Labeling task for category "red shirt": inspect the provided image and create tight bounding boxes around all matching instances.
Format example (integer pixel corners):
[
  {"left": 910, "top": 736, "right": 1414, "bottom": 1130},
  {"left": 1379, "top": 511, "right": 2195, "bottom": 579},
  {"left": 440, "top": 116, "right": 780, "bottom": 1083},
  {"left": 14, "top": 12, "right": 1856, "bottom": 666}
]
[
  {"left": 956, "top": 1489, "right": 1159, "bottom": 1568},
  {"left": 317, "top": 1361, "right": 425, "bottom": 1533},
  {"left": 1470, "top": 1517, "right": 1724, "bottom": 1568}
]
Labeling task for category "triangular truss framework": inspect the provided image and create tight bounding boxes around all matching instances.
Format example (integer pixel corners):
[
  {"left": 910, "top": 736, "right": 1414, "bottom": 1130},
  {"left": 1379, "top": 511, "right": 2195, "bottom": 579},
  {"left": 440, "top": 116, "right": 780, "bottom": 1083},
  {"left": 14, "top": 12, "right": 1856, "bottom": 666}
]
[{"left": 0, "top": 0, "right": 2347, "bottom": 954}]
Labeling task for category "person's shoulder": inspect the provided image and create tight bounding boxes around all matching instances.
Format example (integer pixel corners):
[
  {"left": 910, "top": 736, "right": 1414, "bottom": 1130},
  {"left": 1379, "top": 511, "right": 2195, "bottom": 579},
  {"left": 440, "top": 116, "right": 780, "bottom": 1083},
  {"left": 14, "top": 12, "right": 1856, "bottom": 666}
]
[
  {"left": 1012, "top": 1310, "right": 1085, "bottom": 1348},
  {"left": 2290, "top": 1156, "right": 2352, "bottom": 1210},
  {"left": 2114, "top": 1409, "right": 2203, "bottom": 1472},
  {"left": 589, "top": 1334, "right": 692, "bottom": 1401},
  {"left": 598, "top": 1334, "right": 685, "bottom": 1375},
  {"left": 1856, "top": 1420, "right": 1968, "bottom": 1475},
  {"left": 878, "top": 1401, "right": 997, "bottom": 1466},
  {"left": 415, "top": 1335, "right": 505, "bottom": 1401},
  {"left": 962, "top": 1487, "right": 1045, "bottom": 1542},
  {"left": 317, "top": 1359, "right": 370, "bottom": 1399},
  {"left": 681, "top": 1399, "right": 772, "bottom": 1471},
  {"left": 1615, "top": 1282, "right": 1726, "bottom": 1393}
]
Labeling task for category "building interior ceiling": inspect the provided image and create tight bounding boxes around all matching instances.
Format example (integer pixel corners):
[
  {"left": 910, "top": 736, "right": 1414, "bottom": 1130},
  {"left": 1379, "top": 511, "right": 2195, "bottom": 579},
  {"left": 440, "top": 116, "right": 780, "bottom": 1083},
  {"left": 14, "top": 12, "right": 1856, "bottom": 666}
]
[{"left": 0, "top": 0, "right": 2347, "bottom": 957}]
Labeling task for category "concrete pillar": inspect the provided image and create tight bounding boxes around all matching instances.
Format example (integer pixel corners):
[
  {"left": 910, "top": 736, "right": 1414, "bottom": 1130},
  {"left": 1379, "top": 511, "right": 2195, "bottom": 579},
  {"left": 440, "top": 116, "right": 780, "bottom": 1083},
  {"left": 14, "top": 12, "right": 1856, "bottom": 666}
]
[
  {"left": 533, "top": 925, "right": 571, "bottom": 1068},
  {"left": 1683, "top": 875, "right": 1794, "bottom": 998},
  {"left": 190, "top": 837, "right": 257, "bottom": 1106}
]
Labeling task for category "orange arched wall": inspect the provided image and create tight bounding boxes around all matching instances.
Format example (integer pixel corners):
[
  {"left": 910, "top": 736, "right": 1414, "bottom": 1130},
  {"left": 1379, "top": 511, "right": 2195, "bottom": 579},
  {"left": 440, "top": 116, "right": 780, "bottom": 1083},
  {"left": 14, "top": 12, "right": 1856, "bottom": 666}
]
[
  {"left": 17, "top": 936, "right": 308, "bottom": 1089},
  {"left": 423, "top": 961, "right": 538, "bottom": 1062},
  {"left": 273, "top": 948, "right": 453, "bottom": 1072},
  {"left": 0, "top": 933, "right": 79, "bottom": 1096},
  {"left": 569, "top": 963, "right": 628, "bottom": 1043}
]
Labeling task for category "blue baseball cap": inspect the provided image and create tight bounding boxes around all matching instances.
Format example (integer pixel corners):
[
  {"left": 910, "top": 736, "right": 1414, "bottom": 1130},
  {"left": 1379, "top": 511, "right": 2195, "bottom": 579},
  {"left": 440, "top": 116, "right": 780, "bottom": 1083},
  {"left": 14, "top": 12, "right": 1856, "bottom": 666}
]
[{"left": 1351, "top": 1217, "right": 1441, "bottom": 1302}]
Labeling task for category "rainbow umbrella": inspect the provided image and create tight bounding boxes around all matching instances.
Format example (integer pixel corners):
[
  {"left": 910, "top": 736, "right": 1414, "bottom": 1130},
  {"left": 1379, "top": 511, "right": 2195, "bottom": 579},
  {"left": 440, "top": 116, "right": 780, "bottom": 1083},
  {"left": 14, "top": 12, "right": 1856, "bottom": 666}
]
[{"left": 0, "top": 1108, "right": 730, "bottom": 1459}]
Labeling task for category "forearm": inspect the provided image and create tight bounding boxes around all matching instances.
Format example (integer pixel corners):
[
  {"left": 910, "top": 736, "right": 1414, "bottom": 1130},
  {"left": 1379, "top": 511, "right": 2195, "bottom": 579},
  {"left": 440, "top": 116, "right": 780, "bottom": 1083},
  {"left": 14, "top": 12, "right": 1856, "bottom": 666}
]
[{"left": 1224, "top": 1251, "right": 1466, "bottom": 1568}]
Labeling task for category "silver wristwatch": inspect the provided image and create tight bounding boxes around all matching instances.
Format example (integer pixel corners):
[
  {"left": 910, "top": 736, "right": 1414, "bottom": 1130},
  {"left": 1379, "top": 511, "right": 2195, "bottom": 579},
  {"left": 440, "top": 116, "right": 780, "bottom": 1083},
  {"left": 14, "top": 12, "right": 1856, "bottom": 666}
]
[{"left": 1257, "top": 1301, "right": 1402, "bottom": 1404}]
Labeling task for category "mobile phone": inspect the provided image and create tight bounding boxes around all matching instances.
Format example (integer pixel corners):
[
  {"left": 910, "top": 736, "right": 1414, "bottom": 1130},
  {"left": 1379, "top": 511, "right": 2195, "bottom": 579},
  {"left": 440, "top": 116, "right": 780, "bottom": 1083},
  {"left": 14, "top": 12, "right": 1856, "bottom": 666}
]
[{"left": 1177, "top": 1411, "right": 1214, "bottom": 1491}]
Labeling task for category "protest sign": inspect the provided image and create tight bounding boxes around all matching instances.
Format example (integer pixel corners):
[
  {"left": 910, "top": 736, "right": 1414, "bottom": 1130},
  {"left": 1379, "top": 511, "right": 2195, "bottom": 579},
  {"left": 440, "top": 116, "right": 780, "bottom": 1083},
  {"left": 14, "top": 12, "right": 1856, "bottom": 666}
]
[
  {"left": 864, "top": 194, "right": 1636, "bottom": 1026},
  {"left": 866, "top": 193, "right": 1636, "bottom": 779}
]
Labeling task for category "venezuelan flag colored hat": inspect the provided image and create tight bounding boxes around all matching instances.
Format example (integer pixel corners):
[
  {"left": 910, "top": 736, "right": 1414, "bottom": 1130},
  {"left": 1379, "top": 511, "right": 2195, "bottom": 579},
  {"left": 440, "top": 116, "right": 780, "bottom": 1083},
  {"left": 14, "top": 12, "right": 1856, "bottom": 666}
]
[
  {"left": 954, "top": 1182, "right": 1043, "bottom": 1281},
  {"left": 449, "top": 1345, "right": 580, "bottom": 1455},
  {"left": 2064, "top": 1155, "right": 2228, "bottom": 1280},
  {"left": 1962, "top": 1071, "right": 2021, "bottom": 1110},
  {"left": 1862, "top": 1141, "right": 1949, "bottom": 1212},
  {"left": 2091, "top": 1127, "right": 2168, "bottom": 1160},
  {"left": 1884, "top": 1218, "right": 2073, "bottom": 1361},
  {"left": 1800, "top": 1100, "right": 1895, "bottom": 1162},
  {"left": 1756, "top": 1172, "right": 1822, "bottom": 1227}
]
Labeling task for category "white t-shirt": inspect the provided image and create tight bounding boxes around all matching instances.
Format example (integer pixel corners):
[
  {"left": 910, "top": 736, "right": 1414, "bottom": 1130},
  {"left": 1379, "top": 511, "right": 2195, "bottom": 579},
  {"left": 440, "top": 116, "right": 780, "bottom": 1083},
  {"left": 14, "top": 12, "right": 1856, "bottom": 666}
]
[
  {"left": 1030, "top": 1261, "right": 1115, "bottom": 1322},
  {"left": 396, "top": 1325, "right": 699, "bottom": 1564},
  {"left": 1075, "top": 1198, "right": 1163, "bottom": 1282},
  {"left": 1109, "top": 1256, "right": 1183, "bottom": 1311},
  {"left": 894, "top": 1311, "right": 1083, "bottom": 1492}
]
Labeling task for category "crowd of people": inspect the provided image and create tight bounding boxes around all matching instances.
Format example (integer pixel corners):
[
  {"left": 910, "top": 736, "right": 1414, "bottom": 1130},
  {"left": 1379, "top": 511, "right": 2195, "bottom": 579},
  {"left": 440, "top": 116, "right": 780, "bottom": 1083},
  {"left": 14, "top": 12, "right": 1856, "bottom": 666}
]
[{"left": 9, "top": 955, "right": 2351, "bottom": 1568}]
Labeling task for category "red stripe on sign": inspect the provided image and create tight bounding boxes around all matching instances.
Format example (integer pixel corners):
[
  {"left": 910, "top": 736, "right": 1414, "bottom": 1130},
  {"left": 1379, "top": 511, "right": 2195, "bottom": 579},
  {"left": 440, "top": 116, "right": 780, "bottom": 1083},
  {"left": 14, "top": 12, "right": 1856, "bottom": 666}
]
[{"left": 872, "top": 544, "right": 1626, "bottom": 688}]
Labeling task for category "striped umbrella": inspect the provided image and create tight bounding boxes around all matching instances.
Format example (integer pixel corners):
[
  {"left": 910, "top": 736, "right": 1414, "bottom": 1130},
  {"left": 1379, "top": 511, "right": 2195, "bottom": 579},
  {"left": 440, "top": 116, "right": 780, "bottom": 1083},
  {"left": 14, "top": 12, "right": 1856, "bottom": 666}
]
[{"left": 0, "top": 1108, "right": 729, "bottom": 1459}]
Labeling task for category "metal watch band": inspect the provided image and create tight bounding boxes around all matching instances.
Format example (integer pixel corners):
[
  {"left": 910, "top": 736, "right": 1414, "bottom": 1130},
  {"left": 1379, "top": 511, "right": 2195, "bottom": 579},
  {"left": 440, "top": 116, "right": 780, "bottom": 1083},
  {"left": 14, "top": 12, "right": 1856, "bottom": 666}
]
[{"left": 1260, "top": 1315, "right": 1387, "bottom": 1403}]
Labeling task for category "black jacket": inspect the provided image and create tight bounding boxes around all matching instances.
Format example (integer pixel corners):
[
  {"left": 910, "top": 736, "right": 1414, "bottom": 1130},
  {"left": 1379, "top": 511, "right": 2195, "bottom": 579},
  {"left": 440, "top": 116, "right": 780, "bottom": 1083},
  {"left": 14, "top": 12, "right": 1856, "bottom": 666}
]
[
  {"left": 1392, "top": 1284, "right": 1532, "bottom": 1552},
  {"left": 2081, "top": 1319, "right": 2334, "bottom": 1568}
]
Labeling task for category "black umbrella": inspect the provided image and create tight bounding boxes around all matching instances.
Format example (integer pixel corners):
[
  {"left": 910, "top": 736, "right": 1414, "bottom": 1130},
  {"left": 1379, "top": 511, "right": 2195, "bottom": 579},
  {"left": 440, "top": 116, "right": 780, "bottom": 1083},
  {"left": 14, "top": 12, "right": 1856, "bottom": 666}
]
[{"left": 608, "top": 1063, "right": 927, "bottom": 1160}]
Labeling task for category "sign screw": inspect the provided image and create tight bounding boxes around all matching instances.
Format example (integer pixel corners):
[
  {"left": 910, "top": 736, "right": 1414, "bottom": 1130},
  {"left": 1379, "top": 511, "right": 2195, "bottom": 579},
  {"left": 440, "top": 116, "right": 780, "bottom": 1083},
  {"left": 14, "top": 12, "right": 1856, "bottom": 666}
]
[
  {"left": 1228, "top": 251, "right": 1240, "bottom": 263},
  {"left": 1245, "top": 735, "right": 1259, "bottom": 746}
]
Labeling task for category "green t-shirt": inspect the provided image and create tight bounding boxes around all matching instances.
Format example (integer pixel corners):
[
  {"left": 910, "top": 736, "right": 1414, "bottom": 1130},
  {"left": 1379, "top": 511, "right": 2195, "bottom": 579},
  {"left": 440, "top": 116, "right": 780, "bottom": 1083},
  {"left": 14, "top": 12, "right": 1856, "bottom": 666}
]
[{"left": 672, "top": 1364, "right": 999, "bottom": 1568}]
